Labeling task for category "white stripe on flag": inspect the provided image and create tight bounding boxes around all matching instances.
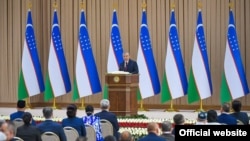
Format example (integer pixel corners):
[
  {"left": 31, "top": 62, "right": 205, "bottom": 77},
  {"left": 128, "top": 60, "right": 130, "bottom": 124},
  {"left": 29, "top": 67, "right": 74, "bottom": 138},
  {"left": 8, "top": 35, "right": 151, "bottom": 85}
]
[
  {"left": 107, "top": 40, "right": 119, "bottom": 73},
  {"left": 137, "top": 42, "right": 154, "bottom": 99},
  {"left": 224, "top": 42, "right": 245, "bottom": 99},
  {"left": 192, "top": 37, "right": 211, "bottom": 99},
  {"left": 76, "top": 43, "right": 92, "bottom": 97},
  {"left": 166, "top": 38, "right": 184, "bottom": 99},
  {"left": 22, "top": 40, "right": 40, "bottom": 96},
  {"left": 48, "top": 39, "right": 67, "bottom": 97}
]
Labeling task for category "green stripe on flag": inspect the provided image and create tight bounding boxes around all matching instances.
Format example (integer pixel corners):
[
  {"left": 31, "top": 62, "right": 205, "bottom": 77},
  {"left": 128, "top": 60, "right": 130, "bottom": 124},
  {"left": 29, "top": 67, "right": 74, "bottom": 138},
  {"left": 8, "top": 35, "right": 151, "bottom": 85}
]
[
  {"left": 187, "top": 68, "right": 200, "bottom": 104},
  {"left": 161, "top": 72, "right": 172, "bottom": 103},
  {"left": 137, "top": 88, "right": 142, "bottom": 101},
  {"left": 18, "top": 70, "right": 29, "bottom": 100},
  {"left": 72, "top": 78, "right": 80, "bottom": 101},
  {"left": 103, "top": 84, "right": 108, "bottom": 99},
  {"left": 44, "top": 74, "right": 54, "bottom": 101},
  {"left": 220, "top": 73, "right": 232, "bottom": 104}
]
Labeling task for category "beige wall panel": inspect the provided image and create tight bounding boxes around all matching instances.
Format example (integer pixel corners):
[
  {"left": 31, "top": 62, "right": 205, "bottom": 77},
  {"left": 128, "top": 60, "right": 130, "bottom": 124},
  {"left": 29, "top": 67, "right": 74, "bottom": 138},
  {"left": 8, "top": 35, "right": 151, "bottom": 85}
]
[{"left": 245, "top": 0, "right": 250, "bottom": 105}]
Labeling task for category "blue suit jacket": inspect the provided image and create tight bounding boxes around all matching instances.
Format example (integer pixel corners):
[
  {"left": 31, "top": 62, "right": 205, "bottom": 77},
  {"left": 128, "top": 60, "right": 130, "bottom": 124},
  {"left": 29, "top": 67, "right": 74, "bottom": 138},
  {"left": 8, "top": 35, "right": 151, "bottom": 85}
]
[
  {"left": 94, "top": 110, "right": 120, "bottom": 140},
  {"left": 10, "top": 111, "right": 36, "bottom": 126},
  {"left": 119, "top": 59, "right": 139, "bottom": 74},
  {"left": 230, "top": 112, "right": 249, "bottom": 125},
  {"left": 138, "top": 133, "right": 166, "bottom": 141},
  {"left": 217, "top": 113, "right": 237, "bottom": 125},
  {"left": 62, "top": 117, "right": 86, "bottom": 136},
  {"left": 36, "top": 120, "right": 66, "bottom": 141}
]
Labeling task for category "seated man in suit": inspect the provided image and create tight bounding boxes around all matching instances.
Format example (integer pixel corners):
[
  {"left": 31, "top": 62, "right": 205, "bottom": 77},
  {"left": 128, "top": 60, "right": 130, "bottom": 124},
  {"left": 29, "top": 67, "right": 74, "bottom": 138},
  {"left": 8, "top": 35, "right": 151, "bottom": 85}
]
[
  {"left": 95, "top": 99, "right": 120, "bottom": 140},
  {"left": 217, "top": 102, "right": 237, "bottom": 125},
  {"left": 138, "top": 122, "right": 165, "bottom": 141},
  {"left": 160, "top": 121, "right": 175, "bottom": 141},
  {"left": 119, "top": 52, "right": 138, "bottom": 74},
  {"left": 230, "top": 100, "right": 249, "bottom": 125},
  {"left": 10, "top": 100, "right": 36, "bottom": 126},
  {"left": 36, "top": 107, "right": 66, "bottom": 141}
]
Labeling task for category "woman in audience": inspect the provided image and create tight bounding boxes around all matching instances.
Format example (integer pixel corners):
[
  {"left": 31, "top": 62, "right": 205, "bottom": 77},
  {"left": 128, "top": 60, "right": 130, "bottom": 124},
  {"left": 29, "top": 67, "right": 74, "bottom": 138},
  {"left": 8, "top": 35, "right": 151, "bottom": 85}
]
[
  {"left": 83, "top": 105, "right": 104, "bottom": 141},
  {"left": 16, "top": 112, "right": 41, "bottom": 141},
  {"left": 62, "top": 104, "right": 86, "bottom": 137}
]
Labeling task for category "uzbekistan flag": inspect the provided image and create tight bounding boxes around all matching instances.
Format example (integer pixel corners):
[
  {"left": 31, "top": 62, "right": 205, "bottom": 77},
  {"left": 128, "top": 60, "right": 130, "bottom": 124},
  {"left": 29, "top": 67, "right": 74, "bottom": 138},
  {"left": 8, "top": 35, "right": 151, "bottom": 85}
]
[
  {"left": 45, "top": 10, "right": 71, "bottom": 101},
  {"left": 137, "top": 9, "right": 161, "bottom": 99},
  {"left": 220, "top": 9, "right": 249, "bottom": 103},
  {"left": 103, "top": 9, "right": 124, "bottom": 99},
  {"left": 187, "top": 9, "right": 213, "bottom": 104},
  {"left": 73, "top": 10, "right": 102, "bottom": 100},
  {"left": 163, "top": 9, "right": 188, "bottom": 100},
  {"left": 18, "top": 9, "right": 45, "bottom": 100}
]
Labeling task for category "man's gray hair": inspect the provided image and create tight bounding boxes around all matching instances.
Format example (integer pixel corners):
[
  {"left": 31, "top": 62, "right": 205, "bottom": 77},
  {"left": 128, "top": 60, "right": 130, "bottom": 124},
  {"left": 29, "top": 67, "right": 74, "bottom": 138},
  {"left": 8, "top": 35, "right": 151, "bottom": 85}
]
[
  {"left": 43, "top": 107, "right": 53, "bottom": 119},
  {"left": 100, "top": 99, "right": 110, "bottom": 109},
  {"left": 161, "top": 121, "right": 172, "bottom": 132}
]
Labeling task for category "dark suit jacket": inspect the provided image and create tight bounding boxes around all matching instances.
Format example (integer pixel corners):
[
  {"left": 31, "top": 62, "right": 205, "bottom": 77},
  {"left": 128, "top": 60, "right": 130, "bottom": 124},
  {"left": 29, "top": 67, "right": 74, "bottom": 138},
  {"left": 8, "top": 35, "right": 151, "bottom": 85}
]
[
  {"left": 217, "top": 113, "right": 237, "bottom": 125},
  {"left": 94, "top": 110, "right": 120, "bottom": 140},
  {"left": 62, "top": 117, "right": 86, "bottom": 136},
  {"left": 138, "top": 133, "right": 166, "bottom": 141},
  {"left": 16, "top": 125, "right": 41, "bottom": 141},
  {"left": 230, "top": 112, "right": 249, "bottom": 125},
  {"left": 36, "top": 120, "right": 66, "bottom": 141},
  {"left": 10, "top": 111, "right": 36, "bottom": 126},
  {"left": 160, "top": 133, "right": 175, "bottom": 141},
  {"left": 119, "top": 59, "right": 139, "bottom": 74}
]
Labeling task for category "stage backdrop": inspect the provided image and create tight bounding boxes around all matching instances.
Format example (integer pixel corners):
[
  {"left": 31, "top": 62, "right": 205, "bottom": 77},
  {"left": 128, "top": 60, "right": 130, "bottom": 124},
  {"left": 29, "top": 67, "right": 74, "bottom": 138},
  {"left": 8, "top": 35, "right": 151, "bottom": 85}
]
[{"left": 0, "top": 0, "right": 250, "bottom": 110}]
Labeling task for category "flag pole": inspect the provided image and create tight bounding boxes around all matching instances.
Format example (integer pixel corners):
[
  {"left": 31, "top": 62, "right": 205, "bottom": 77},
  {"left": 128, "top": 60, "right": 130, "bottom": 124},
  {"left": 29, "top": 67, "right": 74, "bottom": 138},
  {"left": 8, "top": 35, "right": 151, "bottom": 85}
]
[
  {"left": 79, "top": 98, "right": 85, "bottom": 110},
  {"left": 138, "top": 100, "right": 147, "bottom": 111},
  {"left": 196, "top": 100, "right": 204, "bottom": 112},
  {"left": 25, "top": 98, "right": 31, "bottom": 109},
  {"left": 52, "top": 98, "right": 57, "bottom": 109}
]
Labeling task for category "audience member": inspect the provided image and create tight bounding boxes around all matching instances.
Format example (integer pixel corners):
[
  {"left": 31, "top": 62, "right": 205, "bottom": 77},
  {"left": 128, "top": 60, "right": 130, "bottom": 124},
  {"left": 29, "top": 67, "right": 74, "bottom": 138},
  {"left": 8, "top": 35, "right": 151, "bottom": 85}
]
[
  {"left": 230, "top": 100, "right": 249, "bottom": 125},
  {"left": 171, "top": 114, "right": 185, "bottom": 135},
  {"left": 138, "top": 122, "right": 165, "bottom": 141},
  {"left": 62, "top": 104, "right": 86, "bottom": 136},
  {"left": 119, "top": 130, "right": 133, "bottom": 141},
  {"left": 9, "top": 100, "right": 36, "bottom": 126},
  {"left": 5, "top": 121, "right": 15, "bottom": 141},
  {"left": 217, "top": 102, "right": 237, "bottom": 125},
  {"left": 104, "top": 135, "right": 117, "bottom": 141},
  {"left": 160, "top": 121, "right": 175, "bottom": 141},
  {"left": 83, "top": 105, "right": 103, "bottom": 141},
  {"left": 0, "top": 131, "right": 7, "bottom": 141},
  {"left": 0, "top": 119, "right": 7, "bottom": 132},
  {"left": 195, "top": 112, "right": 207, "bottom": 125},
  {"left": 36, "top": 107, "right": 66, "bottom": 141},
  {"left": 206, "top": 109, "right": 221, "bottom": 125},
  {"left": 95, "top": 99, "right": 120, "bottom": 140},
  {"left": 76, "top": 136, "right": 88, "bottom": 141},
  {"left": 16, "top": 112, "right": 41, "bottom": 141}
]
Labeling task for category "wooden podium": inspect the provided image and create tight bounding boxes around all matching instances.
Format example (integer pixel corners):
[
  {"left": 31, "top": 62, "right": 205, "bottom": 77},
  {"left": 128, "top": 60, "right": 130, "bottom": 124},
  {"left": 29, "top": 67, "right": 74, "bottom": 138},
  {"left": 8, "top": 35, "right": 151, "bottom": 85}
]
[{"left": 105, "top": 73, "right": 139, "bottom": 116}]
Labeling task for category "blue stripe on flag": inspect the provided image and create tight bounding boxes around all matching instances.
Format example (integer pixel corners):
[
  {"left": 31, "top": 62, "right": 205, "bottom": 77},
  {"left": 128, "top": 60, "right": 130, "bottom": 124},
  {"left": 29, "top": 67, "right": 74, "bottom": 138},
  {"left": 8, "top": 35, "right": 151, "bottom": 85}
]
[
  {"left": 196, "top": 10, "right": 213, "bottom": 93},
  {"left": 140, "top": 10, "right": 161, "bottom": 94},
  {"left": 52, "top": 11, "right": 71, "bottom": 92},
  {"left": 111, "top": 10, "right": 123, "bottom": 65},
  {"left": 228, "top": 10, "right": 249, "bottom": 94},
  {"left": 79, "top": 11, "right": 102, "bottom": 93},
  {"left": 169, "top": 10, "right": 188, "bottom": 94},
  {"left": 26, "top": 10, "right": 45, "bottom": 92}
]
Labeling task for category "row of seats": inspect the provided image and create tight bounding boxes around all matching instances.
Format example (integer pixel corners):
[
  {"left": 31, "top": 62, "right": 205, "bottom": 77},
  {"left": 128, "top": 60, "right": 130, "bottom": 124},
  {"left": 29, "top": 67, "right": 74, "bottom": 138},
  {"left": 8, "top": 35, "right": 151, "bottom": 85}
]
[{"left": 12, "top": 118, "right": 114, "bottom": 141}]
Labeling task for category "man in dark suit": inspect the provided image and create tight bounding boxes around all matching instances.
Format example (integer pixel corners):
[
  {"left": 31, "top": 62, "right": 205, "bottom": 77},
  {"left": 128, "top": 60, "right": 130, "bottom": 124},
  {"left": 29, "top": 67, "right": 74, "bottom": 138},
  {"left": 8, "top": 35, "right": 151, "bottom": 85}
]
[
  {"left": 95, "top": 99, "right": 120, "bottom": 140},
  {"left": 160, "top": 121, "right": 175, "bottom": 141},
  {"left": 119, "top": 52, "right": 138, "bottom": 74},
  {"left": 138, "top": 122, "right": 165, "bottom": 141},
  {"left": 230, "top": 100, "right": 249, "bottom": 125},
  {"left": 217, "top": 102, "right": 237, "bottom": 125},
  {"left": 36, "top": 107, "right": 66, "bottom": 141}
]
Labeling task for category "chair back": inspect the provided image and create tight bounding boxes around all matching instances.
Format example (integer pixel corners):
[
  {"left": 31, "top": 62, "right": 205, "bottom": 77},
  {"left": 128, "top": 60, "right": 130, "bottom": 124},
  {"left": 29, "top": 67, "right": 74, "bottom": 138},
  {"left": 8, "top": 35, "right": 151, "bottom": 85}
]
[
  {"left": 41, "top": 132, "right": 60, "bottom": 141},
  {"left": 63, "top": 126, "right": 79, "bottom": 141},
  {"left": 13, "top": 136, "right": 24, "bottom": 141},
  {"left": 237, "top": 120, "right": 244, "bottom": 125},
  {"left": 13, "top": 118, "right": 24, "bottom": 135},
  {"left": 100, "top": 119, "right": 113, "bottom": 138},
  {"left": 85, "top": 124, "right": 96, "bottom": 141}
]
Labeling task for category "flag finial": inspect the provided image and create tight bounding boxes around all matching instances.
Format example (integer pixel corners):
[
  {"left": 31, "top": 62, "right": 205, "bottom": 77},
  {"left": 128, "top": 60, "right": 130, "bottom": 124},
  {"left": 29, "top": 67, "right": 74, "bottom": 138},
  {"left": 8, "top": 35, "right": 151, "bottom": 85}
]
[
  {"left": 142, "top": 1, "right": 146, "bottom": 10},
  {"left": 198, "top": 0, "right": 202, "bottom": 9},
  {"left": 171, "top": 2, "right": 175, "bottom": 10},
  {"left": 53, "top": 0, "right": 58, "bottom": 9},
  {"left": 80, "top": 0, "right": 85, "bottom": 10},
  {"left": 28, "top": 0, "right": 32, "bottom": 9},
  {"left": 113, "top": 2, "right": 118, "bottom": 10},
  {"left": 229, "top": 1, "right": 233, "bottom": 10}
]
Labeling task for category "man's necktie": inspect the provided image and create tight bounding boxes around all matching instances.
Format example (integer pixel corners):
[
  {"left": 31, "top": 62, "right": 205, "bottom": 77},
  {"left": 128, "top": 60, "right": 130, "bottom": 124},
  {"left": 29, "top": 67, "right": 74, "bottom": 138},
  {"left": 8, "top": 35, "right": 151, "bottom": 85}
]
[{"left": 125, "top": 62, "right": 128, "bottom": 71}]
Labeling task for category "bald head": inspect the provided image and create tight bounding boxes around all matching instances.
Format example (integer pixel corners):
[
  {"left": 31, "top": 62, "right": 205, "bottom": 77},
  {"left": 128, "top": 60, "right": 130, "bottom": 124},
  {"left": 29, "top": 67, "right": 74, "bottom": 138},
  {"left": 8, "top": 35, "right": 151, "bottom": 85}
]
[
  {"left": 119, "top": 131, "right": 133, "bottom": 141},
  {"left": 147, "top": 122, "right": 160, "bottom": 135}
]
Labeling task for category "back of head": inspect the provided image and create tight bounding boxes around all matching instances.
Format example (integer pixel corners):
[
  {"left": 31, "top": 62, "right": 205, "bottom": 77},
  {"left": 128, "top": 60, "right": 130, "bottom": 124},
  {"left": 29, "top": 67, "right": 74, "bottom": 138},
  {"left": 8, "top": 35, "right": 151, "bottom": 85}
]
[
  {"left": 173, "top": 114, "right": 185, "bottom": 125},
  {"left": 197, "top": 112, "right": 207, "bottom": 122},
  {"left": 22, "top": 112, "right": 32, "bottom": 125},
  {"left": 232, "top": 100, "right": 241, "bottom": 112},
  {"left": 207, "top": 110, "right": 218, "bottom": 122},
  {"left": 161, "top": 121, "right": 172, "bottom": 132},
  {"left": 85, "top": 105, "right": 94, "bottom": 116},
  {"left": 17, "top": 100, "right": 26, "bottom": 109},
  {"left": 6, "top": 121, "right": 15, "bottom": 140},
  {"left": 221, "top": 102, "right": 230, "bottom": 113},
  {"left": 43, "top": 107, "right": 53, "bottom": 119},
  {"left": 67, "top": 104, "right": 77, "bottom": 118},
  {"left": 104, "top": 135, "right": 117, "bottom": 141},
  {"left": 75, "top": 136, "right": 88, "bottom": 141},
  {"left": 100, "top": 99, "right": 110, "bottom": 110},
  {"left": 119, "top": 130, "right": 133, "bottom": 141},
  {"left": 147, "top": 122, "right": 159, "bottom": 135}
]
